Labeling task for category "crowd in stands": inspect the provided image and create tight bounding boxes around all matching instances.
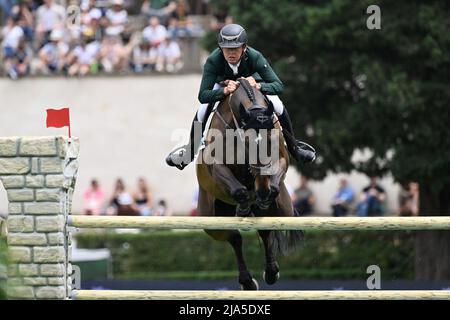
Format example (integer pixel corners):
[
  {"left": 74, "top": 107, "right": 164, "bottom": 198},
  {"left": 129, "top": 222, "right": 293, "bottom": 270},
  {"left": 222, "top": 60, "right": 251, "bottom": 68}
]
[
  {"left": 82, "top": 177, "right": 172, "bottom": 216},
  {"left": 0, "top": 174, "right": 423, "bottom": 217},
  {"left": 292, "top": 176, "right": 420, "bottom": 217},
  {"left": 0, "top": 0, "right": 205, "bottom": 79}
]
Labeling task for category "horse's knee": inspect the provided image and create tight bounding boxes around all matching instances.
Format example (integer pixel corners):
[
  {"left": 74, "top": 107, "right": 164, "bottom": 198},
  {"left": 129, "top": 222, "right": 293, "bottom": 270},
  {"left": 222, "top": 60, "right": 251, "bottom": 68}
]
[
  {"left": 231, "top": 187, "right": 249, "bottom": 204},
  {"left": 256, "top": 185, "right": 279, "bottom": 210}
]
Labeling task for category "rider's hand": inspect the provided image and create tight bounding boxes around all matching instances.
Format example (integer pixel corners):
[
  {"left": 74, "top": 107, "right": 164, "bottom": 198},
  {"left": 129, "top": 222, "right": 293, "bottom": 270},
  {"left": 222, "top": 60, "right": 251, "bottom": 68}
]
[
  {"left": 245, "top": 76, "right": 261, "bottom": 89},
  {"left": 224, "top": 80, "right": 239, "bottom": 95}
]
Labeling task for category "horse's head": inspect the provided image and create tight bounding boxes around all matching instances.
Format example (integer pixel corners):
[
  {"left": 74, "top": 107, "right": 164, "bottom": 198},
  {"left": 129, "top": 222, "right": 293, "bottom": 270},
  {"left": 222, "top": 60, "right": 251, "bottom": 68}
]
[
  {"left": 230, "top": 79, "right": 275, "bottom": 132},
  {"left": 227, "top": 79, "right": 281, "bottom": 177}
]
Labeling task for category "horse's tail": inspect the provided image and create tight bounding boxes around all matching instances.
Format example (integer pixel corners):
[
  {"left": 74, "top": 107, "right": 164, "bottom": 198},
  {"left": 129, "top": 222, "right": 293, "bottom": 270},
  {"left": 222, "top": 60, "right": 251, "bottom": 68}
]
[{"left": 269, "top": 209, "right": 305, "bottom": 257}]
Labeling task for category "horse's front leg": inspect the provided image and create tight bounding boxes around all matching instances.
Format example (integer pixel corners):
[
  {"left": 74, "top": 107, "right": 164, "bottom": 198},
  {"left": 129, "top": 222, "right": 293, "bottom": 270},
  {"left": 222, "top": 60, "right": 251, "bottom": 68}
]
[
  {"left": 211, "top": 164, "right": 250, "bottom": 217},
  {"left": 256, "top": 158, "right": 287, "bottom": 210},
  {"left": 268, "top": 157, "right": 288, "bottom": 197}
]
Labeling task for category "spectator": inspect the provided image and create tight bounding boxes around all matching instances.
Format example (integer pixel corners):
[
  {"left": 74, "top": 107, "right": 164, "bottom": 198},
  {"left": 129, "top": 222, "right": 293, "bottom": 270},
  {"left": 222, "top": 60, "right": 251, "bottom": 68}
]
[
  {"left": 12, "top": 0, "right": 35, "bottom": 42},
  {"left": 67, "top": 33, "right": 100, "bottom": 76},
  {"left": 156, "top": 34, "right": 181, "bottom": 72},
  {"left": 80, "top": 0, "right": 103, "bottom": 41},
  {"left": 8, "top": 36, "right": 32, "bottom": 78},
  {"left": 170, "top": 0, "right": 189, "bottom": 29},
  {"left": 35, "top": 0, "right": 65, "bottom": 48},
  {"left": 1, "top": 14, "right": 24, "bottom": 78},
  {"left": 1, "top": 14, "right": 23, "bottom": 51},
  {"left": 331, "top": 178, "right": 355, "bottom": 217},
  {"left": 142, "top": 16, "right": 166, "bottom": 48},
  {"left": 141, "top": 0, "right": 176, "bottom": 25},
  {"left": 154, "top": 199, "right": 172, "bottom": 216},
  {"left": 99, "top": 34, "right": 127, "bottom": 73},
  {"left": 131, "top": 36, "right": 157, "bottom": 72},
  {"left": 292, "top": 176, "right": 315, "bottom": 216},
  {"left": 107, "top": 178, "right": 140, "bottom": 216},
  {"left": 133, "top": 177, "right": 153, "bottom": 216},
  {"left": 82, "top": 179, "right": 105, "bottom": 215},
  {"left": 166, "top": 17, "right": 179, "bottom": 39},
  {"left": 356, "top": 176, "right": 386, "bottom": 216},
  {"left": 210, "top": 12, "right": 234, "bottom": 32},
  {"left": 37, "top": 29, "right": 69, "bottom": 74},
  {"left": 183, "top": 16, "right": 204, "bottom": 37},
  {"left": 167, "top": 15, "right": 203, "bottom": 39},
  {"left": 0, "top": 0, "right": 16, "bottom": 22},
  {"left": 398, "top": 182, "right": 419, "bottom": 216},
  {"left": 105, "top": 0, "right": 128, "bottom": 37}
]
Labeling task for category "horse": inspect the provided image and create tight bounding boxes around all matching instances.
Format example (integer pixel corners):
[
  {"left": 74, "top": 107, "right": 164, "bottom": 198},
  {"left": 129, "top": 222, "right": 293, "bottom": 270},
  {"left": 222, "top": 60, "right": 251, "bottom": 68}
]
[{"left": 196, "top": 78, "right": 303, "bottom": 290}]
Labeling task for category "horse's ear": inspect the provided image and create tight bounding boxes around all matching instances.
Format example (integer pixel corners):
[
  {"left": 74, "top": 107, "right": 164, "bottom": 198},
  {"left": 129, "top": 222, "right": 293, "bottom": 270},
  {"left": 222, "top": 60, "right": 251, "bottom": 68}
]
[
  {"left": 239, "top": 103, "right": 250, "bottom": 121},
  {"left": 266, "top": 101, "right": 274, "bottom": 115}
]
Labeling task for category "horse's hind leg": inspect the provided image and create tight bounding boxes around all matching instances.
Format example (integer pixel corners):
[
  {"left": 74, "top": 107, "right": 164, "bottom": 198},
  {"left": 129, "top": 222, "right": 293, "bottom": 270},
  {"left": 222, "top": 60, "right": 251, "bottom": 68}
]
[
  {"left": 206, "top": 199, "right": 258, "bottom": 290},
  {"left": 258, "top": 230, "right": 280, "bottom": 285},
  {"left": 204, "top": 230, "right": 258, "bottom": 290},
  {"left": 227, "top": 230, "right": 259, "bottom": 290}
]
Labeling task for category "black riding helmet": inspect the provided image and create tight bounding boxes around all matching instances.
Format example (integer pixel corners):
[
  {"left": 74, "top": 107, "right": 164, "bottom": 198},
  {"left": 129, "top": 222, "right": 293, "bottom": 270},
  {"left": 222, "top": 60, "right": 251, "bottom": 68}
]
[{"left": 218, "top": 24, "right": 248, "bottom": 48}]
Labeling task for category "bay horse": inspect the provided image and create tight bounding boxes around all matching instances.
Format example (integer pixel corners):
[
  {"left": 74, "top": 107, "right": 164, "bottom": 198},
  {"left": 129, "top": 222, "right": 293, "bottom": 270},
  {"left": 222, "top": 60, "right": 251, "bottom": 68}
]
[{"left": 196, "top": 79, "right": 303, "bottom": 290}]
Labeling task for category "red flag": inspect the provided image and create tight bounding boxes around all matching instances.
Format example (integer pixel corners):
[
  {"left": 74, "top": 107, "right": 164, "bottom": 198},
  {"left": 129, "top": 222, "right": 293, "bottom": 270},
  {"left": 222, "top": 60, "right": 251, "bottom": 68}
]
[{"left": 46, "top": 108, "right": 71, "bottom": 138}]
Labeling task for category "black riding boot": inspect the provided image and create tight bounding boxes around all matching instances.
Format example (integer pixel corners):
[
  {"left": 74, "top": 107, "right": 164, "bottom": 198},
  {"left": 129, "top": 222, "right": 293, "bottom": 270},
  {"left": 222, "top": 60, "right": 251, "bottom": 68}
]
[
  {"left": 166, "top": 103, "right": 215, "bottom": 170},
  {"left": 277, "top": 109, "right": 316, "bottom": 164},
  {"left": 165, "top": 113, "right": 205, "bottom": 170}
]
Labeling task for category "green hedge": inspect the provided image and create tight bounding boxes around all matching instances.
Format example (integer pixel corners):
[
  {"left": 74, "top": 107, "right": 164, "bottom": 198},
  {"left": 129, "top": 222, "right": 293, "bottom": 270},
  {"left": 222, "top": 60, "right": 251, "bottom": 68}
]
[{"left": 75, "top": 230, "right": 415, "bottom": 280}]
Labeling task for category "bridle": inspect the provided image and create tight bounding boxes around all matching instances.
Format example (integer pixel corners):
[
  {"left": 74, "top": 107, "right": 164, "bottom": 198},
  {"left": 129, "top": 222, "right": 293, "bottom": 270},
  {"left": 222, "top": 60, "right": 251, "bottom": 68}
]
[{"left": 211, "top": 84, "right": 274, "bottom": 176}]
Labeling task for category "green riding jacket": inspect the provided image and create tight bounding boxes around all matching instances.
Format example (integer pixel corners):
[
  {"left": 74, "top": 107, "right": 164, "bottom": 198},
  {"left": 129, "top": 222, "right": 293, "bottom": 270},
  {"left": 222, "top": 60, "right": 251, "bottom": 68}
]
[{"left": 198, "top": 47, "right": 284, "bottom": 104}]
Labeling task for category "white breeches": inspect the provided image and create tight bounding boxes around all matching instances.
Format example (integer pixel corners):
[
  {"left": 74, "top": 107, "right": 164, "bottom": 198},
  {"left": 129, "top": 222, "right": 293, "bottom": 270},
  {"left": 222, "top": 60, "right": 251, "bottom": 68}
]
[{"left": 197, "top": 83, "right": 285, "bottom": 122}]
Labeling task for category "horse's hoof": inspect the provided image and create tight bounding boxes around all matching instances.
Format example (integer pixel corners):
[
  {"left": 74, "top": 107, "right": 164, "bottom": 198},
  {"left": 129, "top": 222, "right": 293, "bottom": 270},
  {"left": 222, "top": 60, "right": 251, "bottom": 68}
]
[
  {"left": 232, "top": 188, "right": 250, "bottom": 203},
  {"left": 263, "top": 270, "right": 280, "bottom": 285},
  {"left": 236, "top": 205, "right": 251, "bottom": 217},
  {"left": 255, "top": 200, "right": 270, "bottom": 211},
  {"left": 240, "top": 278, "right": 259, "bottom": 291},
  {"left": 270, "top": 185, "right": 279, "bottom": 196},
  {"left": 263, "top": 261, "right": 280, "bottom": 285},
  {"left": 233, "top": 188, "right": 251, "bottom": 217}
]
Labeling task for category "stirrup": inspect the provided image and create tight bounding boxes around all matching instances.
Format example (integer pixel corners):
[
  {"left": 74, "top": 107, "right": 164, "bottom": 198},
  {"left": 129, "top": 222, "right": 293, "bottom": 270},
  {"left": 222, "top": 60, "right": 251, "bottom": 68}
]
[
  {"left": 165, "top": 146, "right": 191, "bottom": 170},
  {"left": 297, "top": 140, "right": 316, "bottom": 153}
]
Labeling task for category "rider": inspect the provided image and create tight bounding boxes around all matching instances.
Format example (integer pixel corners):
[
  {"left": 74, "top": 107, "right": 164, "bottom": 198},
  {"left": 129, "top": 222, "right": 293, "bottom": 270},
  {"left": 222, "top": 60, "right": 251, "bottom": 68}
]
[{"left": 166, "top": 23, "right": 316, "bottom": 170}]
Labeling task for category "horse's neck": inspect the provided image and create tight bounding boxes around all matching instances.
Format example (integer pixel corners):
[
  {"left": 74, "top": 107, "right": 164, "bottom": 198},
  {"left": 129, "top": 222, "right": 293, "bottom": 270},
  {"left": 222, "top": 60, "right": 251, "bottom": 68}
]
[{"left": 217, "top": 98, "right": 236, "bottom": 127}]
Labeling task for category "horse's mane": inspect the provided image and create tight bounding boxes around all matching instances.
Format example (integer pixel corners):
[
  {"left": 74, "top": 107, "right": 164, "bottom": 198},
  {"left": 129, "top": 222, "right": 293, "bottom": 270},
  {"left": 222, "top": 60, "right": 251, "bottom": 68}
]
[{"left": 237, "top": 78, "right": 256, "bottom": 104}]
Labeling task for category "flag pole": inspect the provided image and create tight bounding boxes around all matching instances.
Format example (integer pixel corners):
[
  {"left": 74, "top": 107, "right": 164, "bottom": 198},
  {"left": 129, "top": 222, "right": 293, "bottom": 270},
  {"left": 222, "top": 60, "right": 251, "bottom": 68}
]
[{"left": 68, "top": 108, "right": 72, "bottom": 143}]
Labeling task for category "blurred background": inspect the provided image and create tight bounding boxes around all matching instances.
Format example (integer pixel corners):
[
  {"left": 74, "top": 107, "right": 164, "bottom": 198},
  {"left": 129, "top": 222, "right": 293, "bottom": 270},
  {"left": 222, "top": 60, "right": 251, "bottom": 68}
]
[{"left": 0, "top": 0, "right": 449, "bottom": 292}]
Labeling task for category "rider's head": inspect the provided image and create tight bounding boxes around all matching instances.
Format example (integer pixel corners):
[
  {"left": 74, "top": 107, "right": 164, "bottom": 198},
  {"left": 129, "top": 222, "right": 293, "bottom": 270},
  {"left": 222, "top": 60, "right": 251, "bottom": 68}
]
[{"left": 218, "top": 24, "right": 247, "bottom": 65}]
